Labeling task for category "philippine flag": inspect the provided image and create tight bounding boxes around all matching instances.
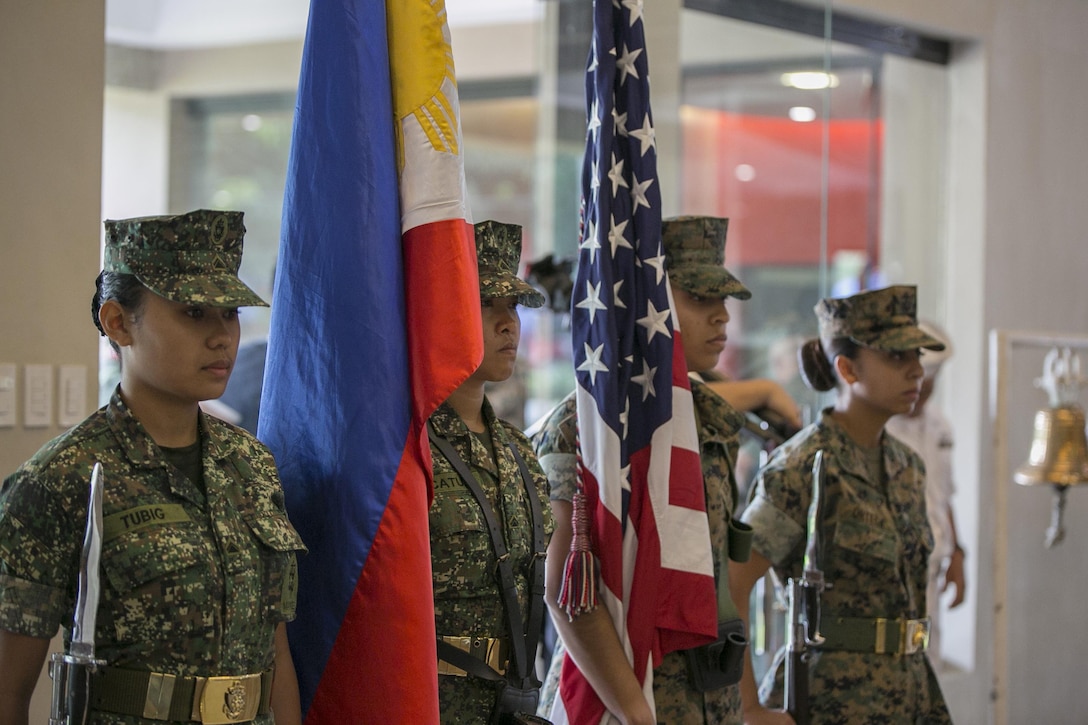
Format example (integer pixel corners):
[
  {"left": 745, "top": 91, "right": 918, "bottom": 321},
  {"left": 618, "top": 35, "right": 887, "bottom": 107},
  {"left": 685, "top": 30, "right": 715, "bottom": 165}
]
[{"left": 258, "top": 0, "right": 480, "bottom": 722}]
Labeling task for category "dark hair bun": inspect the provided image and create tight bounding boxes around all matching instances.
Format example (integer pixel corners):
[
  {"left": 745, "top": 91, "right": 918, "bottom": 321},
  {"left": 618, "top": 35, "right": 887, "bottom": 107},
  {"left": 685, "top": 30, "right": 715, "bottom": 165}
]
[{"left": 798, "top": 338, "right": 837, "bottom": 392}]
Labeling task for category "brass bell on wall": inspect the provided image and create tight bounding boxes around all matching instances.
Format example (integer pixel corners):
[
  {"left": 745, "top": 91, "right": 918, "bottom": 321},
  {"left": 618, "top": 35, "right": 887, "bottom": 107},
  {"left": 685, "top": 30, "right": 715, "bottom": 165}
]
[
  {"left": 1014, "top": 348, "right": 1088, "bottom": 548},
  {"left": 1014, "top": 406, "right": 1088, "bottom": 487}
]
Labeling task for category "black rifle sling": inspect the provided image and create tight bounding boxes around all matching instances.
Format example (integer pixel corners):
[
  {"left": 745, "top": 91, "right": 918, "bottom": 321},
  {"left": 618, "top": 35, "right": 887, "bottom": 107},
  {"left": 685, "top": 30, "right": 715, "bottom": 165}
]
[
  {"left": 506, "top": 440, "right": 547, "bottom": 685},
  {"left": 436, "top": 640, "right": 505, "bottom": 682},
  {"left": 428, "top": 423, "right": 542, "bottom": 687}
]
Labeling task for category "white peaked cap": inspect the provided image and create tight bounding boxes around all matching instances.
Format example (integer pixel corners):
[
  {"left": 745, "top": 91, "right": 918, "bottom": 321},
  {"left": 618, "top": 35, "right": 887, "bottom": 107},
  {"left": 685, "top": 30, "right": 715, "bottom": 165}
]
[{"left": 919, "top": 320, "right": 952, "bottom": 373}]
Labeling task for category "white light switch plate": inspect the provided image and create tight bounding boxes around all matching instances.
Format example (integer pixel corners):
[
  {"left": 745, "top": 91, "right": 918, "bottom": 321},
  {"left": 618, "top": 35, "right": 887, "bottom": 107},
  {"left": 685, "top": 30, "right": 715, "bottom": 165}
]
[
  {"left": 24, "top": 364, "right": 53, "bottom": 428},
  {"left": 0, "top": 363, "right": 15, "bottom": 428},
  {"left": 58, "top": 365, "right": 87, "bottom": 427}
]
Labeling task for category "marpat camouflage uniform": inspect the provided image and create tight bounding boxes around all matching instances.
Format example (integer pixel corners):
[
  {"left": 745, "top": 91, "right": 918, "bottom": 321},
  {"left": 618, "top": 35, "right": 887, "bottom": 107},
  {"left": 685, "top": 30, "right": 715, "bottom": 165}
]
[
  {"left": 535, "top": 214, "right": 754, "bottom": 724},
  {"left": 661, "top": 216, "right": 750, "bottom": 301},
  {"left": 0, "top": 389, "right": 305, "bottom": 724},
  {"left": 533, "top": 378, "right": 749, "bottom": 724},
  {"left": 430, "top": 398, "right": 554, "bottom": 724},
  {"left": 814, "top": 286, "right": 944, "bottom": 355},
  {"left": 741, "top": 410, "right": 952, "bottom": 724}
]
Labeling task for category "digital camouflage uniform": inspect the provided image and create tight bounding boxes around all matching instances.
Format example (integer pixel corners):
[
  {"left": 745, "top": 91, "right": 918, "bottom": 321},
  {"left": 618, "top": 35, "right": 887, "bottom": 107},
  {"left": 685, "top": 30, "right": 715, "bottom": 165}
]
[
  {"left": 739, "top": 285, "right": 951, "bottom": 725},
  {"left": 102, "top": 209, "right": 267, "bottom": 308},
  {"left": 741, "top": 413, "right": 951, "bottom": 724},
  {"left": 430, "top": 400, "right": 555, "bottom": 724},
  {"left": 532, "top": 380, "right": 749, "bottom": 724},
  {"left": 0, "top": 391, "right": 305, "bottom": 725},
  {"left": 0, "top": 209, "right": 301, "bottom": 724},
  {"left": 533, "top": 215, "right": 753, "bottom": 724},
  {"left": 430, "top": 220, "right": 553, "bottom": 724}
]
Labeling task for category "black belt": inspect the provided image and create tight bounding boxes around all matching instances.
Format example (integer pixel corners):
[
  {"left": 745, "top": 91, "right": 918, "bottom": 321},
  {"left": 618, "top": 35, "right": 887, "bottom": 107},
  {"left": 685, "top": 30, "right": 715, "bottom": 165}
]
[{"left": 90, "top": 666, "right": 273, "bottom": 723}]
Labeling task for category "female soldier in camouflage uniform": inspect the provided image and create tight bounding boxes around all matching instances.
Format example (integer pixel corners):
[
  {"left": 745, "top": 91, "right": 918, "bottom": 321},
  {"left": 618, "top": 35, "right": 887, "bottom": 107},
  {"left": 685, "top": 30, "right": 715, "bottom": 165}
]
[
  {"left": 429, "top": 221, "right": 554, "bottom": 724},
  {"left": 731, "top": 285, "right": 953, "bottom": 725},
  {"left": 533, "top": 216, "right": 756, "bottom": 725},
  {"left": 0, "top": 210, "right": 306, "bottom": 725}
]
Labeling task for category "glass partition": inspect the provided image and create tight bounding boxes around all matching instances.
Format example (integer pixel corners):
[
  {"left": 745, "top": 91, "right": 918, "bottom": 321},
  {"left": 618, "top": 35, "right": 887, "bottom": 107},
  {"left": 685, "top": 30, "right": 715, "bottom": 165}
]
[
  {"left": 674, "top": 0, "right": 954, "bottom": 680},
  {"left": 679, "top": 13, "right": 884, "bottom": 418}
]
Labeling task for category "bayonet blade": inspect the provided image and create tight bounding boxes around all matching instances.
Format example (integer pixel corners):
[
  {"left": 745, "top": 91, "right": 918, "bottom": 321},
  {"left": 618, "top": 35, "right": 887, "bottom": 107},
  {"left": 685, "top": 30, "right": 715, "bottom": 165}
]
[
  {"left": 69, "top": 462, "right": 103, "bottom": 661},
  {"left": 801, "top": 450, "right": 826, "bottom": 646},
  {"left": 802, "top": 450, "right": 825, "bottom": 579}
]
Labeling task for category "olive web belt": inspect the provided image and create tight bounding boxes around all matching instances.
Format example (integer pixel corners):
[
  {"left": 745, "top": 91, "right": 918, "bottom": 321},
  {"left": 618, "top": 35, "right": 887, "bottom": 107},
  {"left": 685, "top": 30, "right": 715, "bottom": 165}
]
[
  {"left": 819, "top": 616, "right": 930, "bottom": 656},
  {"left": 90, "top": 666, "right": 274, "bottom": 723}
]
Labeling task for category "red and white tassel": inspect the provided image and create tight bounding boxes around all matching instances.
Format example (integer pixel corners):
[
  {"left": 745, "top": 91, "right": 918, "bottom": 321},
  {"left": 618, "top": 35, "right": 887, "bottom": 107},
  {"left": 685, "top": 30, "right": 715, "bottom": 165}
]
[{"left": 557, "top": 490, "right": 599, "bottom": 620}]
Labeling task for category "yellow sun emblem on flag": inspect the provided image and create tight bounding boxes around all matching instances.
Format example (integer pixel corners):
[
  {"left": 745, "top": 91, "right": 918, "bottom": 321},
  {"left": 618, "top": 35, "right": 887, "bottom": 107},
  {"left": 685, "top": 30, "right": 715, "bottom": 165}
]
[{"left": 387, "top": 0, "right": 460, "bottom": 168}]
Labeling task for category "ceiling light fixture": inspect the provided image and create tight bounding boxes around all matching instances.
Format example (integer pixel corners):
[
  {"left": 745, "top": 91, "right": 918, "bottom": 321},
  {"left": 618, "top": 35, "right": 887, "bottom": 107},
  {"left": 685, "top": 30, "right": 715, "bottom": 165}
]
[
  {"left": 789, "top": 106, "right": 817, "bottom": 123},
  {"left": 780, "top": 71, "right": 840, "bottom": 90}
]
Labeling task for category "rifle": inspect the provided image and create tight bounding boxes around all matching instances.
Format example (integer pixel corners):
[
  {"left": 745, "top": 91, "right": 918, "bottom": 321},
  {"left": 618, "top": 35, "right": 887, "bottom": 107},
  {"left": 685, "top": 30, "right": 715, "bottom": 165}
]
[
  {"left": 49, "top": 462, "right": 106, "bottom": 725},
  {"left": 743, "top": 407, "right": 802, "bottom": 450},
  {"left": 784, "top": 450, "right": 827, "bottom": 725}
]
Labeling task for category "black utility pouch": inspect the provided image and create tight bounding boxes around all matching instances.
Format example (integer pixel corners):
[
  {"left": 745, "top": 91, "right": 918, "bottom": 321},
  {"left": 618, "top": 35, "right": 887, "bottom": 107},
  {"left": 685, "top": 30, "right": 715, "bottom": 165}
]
[
  {"left": 684, "top": 617, "right": 749, "bottom": 692},
  {"left": 490, "top": 683, "right": 551, "bottom": 725}
]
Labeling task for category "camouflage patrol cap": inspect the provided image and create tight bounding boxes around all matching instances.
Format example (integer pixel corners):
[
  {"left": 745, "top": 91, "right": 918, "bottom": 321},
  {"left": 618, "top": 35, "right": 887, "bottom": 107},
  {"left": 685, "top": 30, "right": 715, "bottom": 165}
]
[
  {"left": 662, "top": 216, "right": 751, "bottom": 300},
  {"left": 815, "top": 285, "right": 946, "bottom": 352},
  {"left": 103, "top": 209, "right": 267, "bottom": 307},
  {"left": 474, "top": 220, "right": 545, "bottom": 308}
]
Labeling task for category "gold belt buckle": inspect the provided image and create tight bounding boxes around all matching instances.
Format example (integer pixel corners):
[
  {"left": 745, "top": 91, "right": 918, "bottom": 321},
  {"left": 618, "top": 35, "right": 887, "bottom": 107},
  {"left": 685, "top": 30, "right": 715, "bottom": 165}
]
[
  {"left": 902, "top": 618, "right": 930, "bottom": 655},
  {"left": 194, "top": 674, "right": 262, "bottom": 724}
]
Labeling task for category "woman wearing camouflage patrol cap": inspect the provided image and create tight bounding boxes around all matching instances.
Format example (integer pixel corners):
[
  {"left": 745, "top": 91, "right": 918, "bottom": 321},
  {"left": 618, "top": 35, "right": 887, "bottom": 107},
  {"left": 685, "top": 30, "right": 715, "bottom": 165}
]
[
  {"left": 427, "top": 220, "right": 554, "bottom": 724},
  {"left": 0, "top": 210, "right": 306, "bottom": 724},
  {"left": 534, "top": 215, "right": 764, "bottom": 725},
  {"left": 730, "top": 285, "right": 953, "bottom": 724}
]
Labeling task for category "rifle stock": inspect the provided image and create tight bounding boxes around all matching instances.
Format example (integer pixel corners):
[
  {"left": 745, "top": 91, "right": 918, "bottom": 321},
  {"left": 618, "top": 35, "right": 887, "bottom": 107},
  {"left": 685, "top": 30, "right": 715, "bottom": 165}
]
[
  {"left": 784, "top": 579, "right": 810, "bottom": 724},
  {"left": 784, "top": 450, "right": 827, "bottom": 725}
]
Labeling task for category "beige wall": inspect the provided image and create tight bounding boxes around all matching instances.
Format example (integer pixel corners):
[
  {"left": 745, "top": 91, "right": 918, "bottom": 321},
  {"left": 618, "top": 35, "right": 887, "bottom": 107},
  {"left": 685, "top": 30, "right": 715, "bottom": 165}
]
[
  {"left": 0, "top": 0, "right": 104, "bottom": 475},
  {"left": 981, "top": 3, "right": 1088, "bottom": 723},
  {"left": 1, "top": 2, "right": 107, "bottom": 720}
]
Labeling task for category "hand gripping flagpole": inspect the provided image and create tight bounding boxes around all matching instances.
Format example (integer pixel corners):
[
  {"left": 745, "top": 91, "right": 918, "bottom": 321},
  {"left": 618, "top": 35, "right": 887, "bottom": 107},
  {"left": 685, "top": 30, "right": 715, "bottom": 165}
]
[{"left": 50, "top": 462, "right": 106, "bottom": 725}]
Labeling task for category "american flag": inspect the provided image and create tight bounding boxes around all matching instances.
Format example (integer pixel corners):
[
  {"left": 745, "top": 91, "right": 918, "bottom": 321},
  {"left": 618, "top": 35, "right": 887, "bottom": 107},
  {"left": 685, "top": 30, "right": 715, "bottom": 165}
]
[{"left": 554, "top": 0, "right": 719, "bottom": 722}]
